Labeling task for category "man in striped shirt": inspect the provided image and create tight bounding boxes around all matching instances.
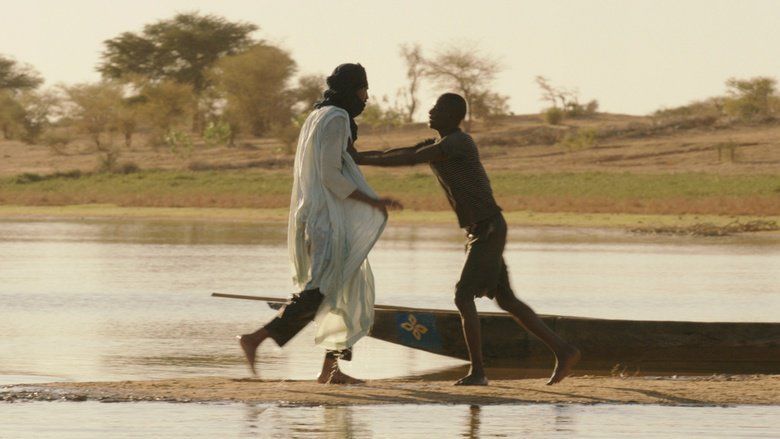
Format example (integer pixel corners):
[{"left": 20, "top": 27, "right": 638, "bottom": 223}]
[{"left": 355, "top": 93, "right": 580, "bottom": 386}]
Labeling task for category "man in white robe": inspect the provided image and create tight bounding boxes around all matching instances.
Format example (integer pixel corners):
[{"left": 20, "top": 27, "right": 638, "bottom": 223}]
[{"left": 239, "top": 64, "right": 399, "bottom": 384}]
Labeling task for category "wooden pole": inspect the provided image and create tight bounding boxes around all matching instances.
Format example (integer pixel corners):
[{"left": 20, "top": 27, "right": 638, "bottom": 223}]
[{"left": 210, "top": 292, "right": 511, "bottom": 316}]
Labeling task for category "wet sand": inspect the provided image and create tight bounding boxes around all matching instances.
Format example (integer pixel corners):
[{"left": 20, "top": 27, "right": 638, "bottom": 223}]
[{"left": 4, "top": 375, "right": 779, "bottom": 406}]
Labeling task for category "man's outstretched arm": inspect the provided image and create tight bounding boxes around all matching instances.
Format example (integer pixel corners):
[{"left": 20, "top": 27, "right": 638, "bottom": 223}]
[{"left": 357, "top": 138, "right": 445, "bottom": 167}]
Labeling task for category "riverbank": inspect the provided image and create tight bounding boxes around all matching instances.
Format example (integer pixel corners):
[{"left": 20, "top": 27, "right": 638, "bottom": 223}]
[
  {"left": 4, "top": 375, "right": 779, "bottom": 406},
  {"left": 1, "top": 169, "right": 778, "bottom": 216},
  {"left": 1, "top": 204, "right": 779, "bottom": 234}
]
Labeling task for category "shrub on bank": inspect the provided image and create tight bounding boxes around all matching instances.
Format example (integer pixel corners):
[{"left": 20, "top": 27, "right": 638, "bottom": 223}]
[
  {"left": 544, "top": 107, "right": 564, "bottom": 125},
  {"left": 14, "top": 169, "right": 83, "bottom": 184}
]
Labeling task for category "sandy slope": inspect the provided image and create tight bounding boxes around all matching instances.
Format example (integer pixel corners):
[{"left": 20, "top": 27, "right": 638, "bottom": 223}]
[{"left": 2, "top": 114, "right": 780, "bottom": 177}]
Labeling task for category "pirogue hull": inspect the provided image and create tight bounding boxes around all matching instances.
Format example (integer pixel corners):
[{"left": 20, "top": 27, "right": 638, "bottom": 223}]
[{"left": 213, "top": 293, "right": 780, "bottom": 374}]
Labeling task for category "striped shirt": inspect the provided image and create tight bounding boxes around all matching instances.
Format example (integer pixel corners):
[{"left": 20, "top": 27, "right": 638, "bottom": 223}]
[{"left": 429, "top": 129, "right": 502, "bottom": 227}]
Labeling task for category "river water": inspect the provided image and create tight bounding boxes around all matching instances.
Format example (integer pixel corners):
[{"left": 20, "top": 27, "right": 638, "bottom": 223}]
[{"left": 0, "top": 219, "right": 778, "bottom": 437}]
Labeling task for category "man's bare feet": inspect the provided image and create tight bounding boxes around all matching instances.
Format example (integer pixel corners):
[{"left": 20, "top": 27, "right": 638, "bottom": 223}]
[
  {"left": 238, "top": 334, "right": 260, "bottom": 376},
  {"left": 547, "top": 346, "right": 581, "bottom": 385},
  {"left": 454, "top": 372, "right": 488, "bottom": 386},
  {"left": 317, "top": 355, "right": 364, "bottom": 384},
  {"left": 319, "top": 368, "right": 365, "bottom": 385}
]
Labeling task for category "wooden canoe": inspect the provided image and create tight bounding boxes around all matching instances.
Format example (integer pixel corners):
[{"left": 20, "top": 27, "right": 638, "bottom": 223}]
[{"left": 213, "top": 293, "right": 780, "bottom": 374}]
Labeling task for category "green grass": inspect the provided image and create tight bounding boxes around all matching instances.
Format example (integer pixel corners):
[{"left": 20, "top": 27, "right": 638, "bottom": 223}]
[
  {"left": 366, "top": 170, "right": 780, "bottom": 200},
  {"left": 0, "top": 169, "right": 778, "bottom": 215},
  {"left": 483, "top": 172, "right": 780, "bottom": 199},
  {"left": 0, "top": 169, "right": 293, "bottom": 206},
  {"left": 1, "top": 204, "right": 776, "bottom": 231}
]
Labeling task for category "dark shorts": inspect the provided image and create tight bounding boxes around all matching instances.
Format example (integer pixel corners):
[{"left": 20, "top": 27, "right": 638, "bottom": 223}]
[{"left": 455, "top": 213, "right": 513, "bottom": 300}]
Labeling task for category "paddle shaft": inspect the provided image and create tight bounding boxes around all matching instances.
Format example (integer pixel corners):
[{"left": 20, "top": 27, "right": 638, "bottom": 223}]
[{"left": 210, "top": 292, "right": 509, "bottom": 316}]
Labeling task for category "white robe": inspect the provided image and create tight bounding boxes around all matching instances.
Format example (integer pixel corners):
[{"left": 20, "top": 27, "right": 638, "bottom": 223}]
[{"left": 288, "top": 106, "right": 387, "bottom": 351}]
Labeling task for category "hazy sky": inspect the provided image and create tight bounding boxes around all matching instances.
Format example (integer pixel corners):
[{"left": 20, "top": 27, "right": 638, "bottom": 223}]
[{"left": 2, "top": 0, "right": 780, "bottom": 118}]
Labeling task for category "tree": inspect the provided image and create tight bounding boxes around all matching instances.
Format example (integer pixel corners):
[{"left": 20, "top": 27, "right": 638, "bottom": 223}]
[
  {"left": 135, "top": 80, "right": 196, "bottom": 147},
  {"left": 61, "top": 82, "right": 125, "bottom": 149},
  {"left": 358, "top": 95, "right": 405, "bottom": 142},
  {"left": 210, "top": 43, "right": 297, "bottom": 138},
  {"left": 0, "top": 55, "right": 43, "bottom": 91},
  {"left": 724, "top": 76, "right": 777, "bottom": 121},
  {"left": 536, "top": 76, "right": 566, "bottom": 109},
  {"left": 535, "top": 76, "right": 598, "bottom": 121},
  {"left": 293, "top": 74, "right": 325, "bottom": 113},
  {"left": 98, "top": 12, "right": 258, "bottom": 131},
  {"left": 17, "top": 89, "right": 59, "bottom": 144},
  {"left": 116, "top": 95, "right": 144, "bottom": 148},
  {"left": 399, "top": 43, "right": 425, "bottom": 122},
  {"left": 470, "top": 90, "right": 510, "bottom": 120},
  {"left": 424, "top": 43, "right": 503, "bottom": 126},
  {"left": 0, "top": 91, "right": 25, "bottom": 139},
  {"left": 0, "top": 55, "right": 44, "bottom": 139}
]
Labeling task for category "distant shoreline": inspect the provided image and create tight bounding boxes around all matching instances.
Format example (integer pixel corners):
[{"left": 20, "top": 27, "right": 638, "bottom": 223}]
[{"left": 1, "top": 204, "right": 778, "bottom": 235}]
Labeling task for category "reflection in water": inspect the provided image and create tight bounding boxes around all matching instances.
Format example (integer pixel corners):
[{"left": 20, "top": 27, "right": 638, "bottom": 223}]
[
  {"left": 466, "top": 405, "right": 481, "bottom": 438},
  {"left": 0, "top": 398, "right": 779, "bottom": 437},
  {"left": 553, "top": 405, "right": 575, "bottom": 434},
  {"left": 0, "top": 219, "right": 778, "bottom": 386},
  {"left": 242, "top": 404, "right": 270, "bottom": 437},
  {"left": 322, "top": 406, "right": 371, "bottom": 439}
]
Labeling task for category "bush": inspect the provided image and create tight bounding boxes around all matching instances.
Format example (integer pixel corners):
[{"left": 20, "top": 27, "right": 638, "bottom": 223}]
[
  {"left": 187, "top": 160, "right": 211, "bottom": 171},
  {"left": 18, "top": 90, "right": 58, "bottom": 144},
  {"left": 543, "top": 107, "right": 564, "bottom": 125},
  {"left": 559, "top": 128, "right": 598, "bottom": 152},
  {"left": 96, "top": 149, "right": 121, "bottom": 173},
  {"left": 117, "top": 162, "right": 140, "bottom": 174},
  {"left": 478, "top": 126, "right": 565, "bottom": 147},
  {"left": 13, "top": 170, "right": 83, "bottom": 184},
  {"left": 41, "top": 130, "right": 76, "bottom": 155},
  {"left": 52, "top": 170, "right": 83, "bottom": 179},
  {"left": 723, "top": 77, "right": 776, "bottom": 121},
  {"left": 14, "top": 172, "right": 45, "bottom": 184},
  {"left": 654, "top": 77, "right": 779, "bottom": 126},
  {"left": 471, "top": 91, "right": 511, "bottom": 120},
  {"left": 585, "top": 99, "right": 599, "bottom": 114},
  {"left": 652, "top": 98, "right": 724, "bottom": 130},
  {"left": 272, "top": 122, "right": 301, "bottom": 154},
  {"left": 164, "top": 129, "right": 194, "bottom": 159},
  {"left": 203, "top": 120, "right": 232, "bottom": 148}
]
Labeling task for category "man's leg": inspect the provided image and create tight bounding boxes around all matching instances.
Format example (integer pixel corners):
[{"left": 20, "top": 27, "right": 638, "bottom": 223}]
[
  {"left": 238, "top": 289, "right": 323, "bottom": 376},
  {"left": 454, "top": 289, "right": 488, "bottom": 386},
  {"left": 493, "top": 262, "right": 580, "bottom": 385}
]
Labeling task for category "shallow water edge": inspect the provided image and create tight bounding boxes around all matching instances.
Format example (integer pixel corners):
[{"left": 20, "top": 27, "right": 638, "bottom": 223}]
[{"left": 3, "top": 375, "right": 779, "bottom": 407}]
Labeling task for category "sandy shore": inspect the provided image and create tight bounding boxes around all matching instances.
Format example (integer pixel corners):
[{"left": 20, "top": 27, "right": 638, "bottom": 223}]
[{"left": 3, "top": 375, "right": 779, "bottom": 406}]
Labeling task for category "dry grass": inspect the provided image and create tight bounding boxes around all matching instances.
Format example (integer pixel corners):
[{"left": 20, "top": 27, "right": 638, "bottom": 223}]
[
  {"left": 1, "top": 112, "right": 778, "bottom": 219},
  {"left": 2, "top": 113, "right": 780, "bottom": 177}
]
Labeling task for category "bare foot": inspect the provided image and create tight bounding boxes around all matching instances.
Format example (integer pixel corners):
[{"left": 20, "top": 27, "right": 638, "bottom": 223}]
[
  {"left": 237, "top": 334, "right": 259, "bottom": 376},
  {"left": 321, "top": 368, "right": 365, "bottom": 385},
  {"left": 454, "top": 373, "right": 488, "bottom": 386},
  {"left": 547, "top": 346, "right": 581, "bottom": 385},
  {"left": 317, "top": 362, "right": 364, "bottom": 384}
]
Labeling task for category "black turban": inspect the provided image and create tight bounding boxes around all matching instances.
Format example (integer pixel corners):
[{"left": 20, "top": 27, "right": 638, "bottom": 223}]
[
  {"left": 326, "top": 63, "right": 368, "bottom": 93},
  {"left": 314, "top": 63, "right": 368, "bottom": 141}
]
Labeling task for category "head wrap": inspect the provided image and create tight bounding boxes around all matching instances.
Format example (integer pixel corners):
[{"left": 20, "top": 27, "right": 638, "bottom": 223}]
[
  {"left": 326, "top": 63, "right": 368, "bottom": 93},
  {"left": 314, "top": 63, "right": 368, "bottom": 141}
]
